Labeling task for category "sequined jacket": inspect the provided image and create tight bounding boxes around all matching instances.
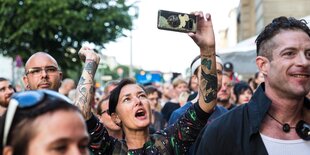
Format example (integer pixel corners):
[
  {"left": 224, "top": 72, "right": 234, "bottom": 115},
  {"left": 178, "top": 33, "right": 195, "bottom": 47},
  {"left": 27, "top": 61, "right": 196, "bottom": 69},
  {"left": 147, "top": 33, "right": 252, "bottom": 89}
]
[{"left": 86, "top": 103, "right": 210, "bottom": 155}]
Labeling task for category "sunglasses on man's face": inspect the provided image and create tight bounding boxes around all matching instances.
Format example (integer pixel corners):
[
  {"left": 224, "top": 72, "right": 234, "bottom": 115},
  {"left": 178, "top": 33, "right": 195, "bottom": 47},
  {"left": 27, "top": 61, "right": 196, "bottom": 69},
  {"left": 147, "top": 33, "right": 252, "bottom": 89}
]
[{"left": 2, "top": 90, "right": 72, "bottom": 146}]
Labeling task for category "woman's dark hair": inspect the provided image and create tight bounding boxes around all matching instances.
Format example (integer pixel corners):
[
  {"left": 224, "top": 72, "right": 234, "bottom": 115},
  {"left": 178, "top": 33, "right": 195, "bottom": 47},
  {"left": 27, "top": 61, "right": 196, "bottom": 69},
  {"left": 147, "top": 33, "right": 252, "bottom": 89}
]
[
  {"left": 0, "top": 91, "right": 80, "bottom": 155},
  {"left": 233, "top": 81, "right": 253, "bottom": 104},
  {"left": 109, "top": 78, "right": 145, "bottom": 115},
  {"left": 256, "top": 16, "right": 310, "bottom": 60},
  {"left": 252, "top": 72, "right": 260, "bottom": 90}
]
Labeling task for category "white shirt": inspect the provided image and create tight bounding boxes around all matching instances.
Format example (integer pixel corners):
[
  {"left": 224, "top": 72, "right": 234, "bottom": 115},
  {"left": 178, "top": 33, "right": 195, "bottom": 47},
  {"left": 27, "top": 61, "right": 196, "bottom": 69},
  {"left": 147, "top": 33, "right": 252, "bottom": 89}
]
[{"left": 261, "top": 133, "right": 310, "bottom": 155}]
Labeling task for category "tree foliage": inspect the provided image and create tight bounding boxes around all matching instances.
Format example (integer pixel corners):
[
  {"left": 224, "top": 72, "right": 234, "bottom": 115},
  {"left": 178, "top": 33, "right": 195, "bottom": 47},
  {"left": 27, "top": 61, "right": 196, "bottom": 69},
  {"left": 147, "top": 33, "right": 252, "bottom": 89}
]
[{"left": 0, "top": 0, "right": 138, "bottom": 79}]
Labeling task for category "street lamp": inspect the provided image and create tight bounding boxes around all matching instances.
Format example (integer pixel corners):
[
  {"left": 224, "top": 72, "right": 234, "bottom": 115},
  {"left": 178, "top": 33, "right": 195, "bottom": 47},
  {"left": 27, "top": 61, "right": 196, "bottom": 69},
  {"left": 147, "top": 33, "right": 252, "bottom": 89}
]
[{"left": 129, "top": 30, "right": 133, "bottom": 78}]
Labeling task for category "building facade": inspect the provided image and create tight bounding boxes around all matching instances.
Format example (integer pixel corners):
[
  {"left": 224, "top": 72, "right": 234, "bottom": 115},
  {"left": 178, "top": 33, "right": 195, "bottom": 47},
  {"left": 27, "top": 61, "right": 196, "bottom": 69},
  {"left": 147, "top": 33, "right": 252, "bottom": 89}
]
[{"left": 238, "top": 0, "right": 310, "bottom": 41}]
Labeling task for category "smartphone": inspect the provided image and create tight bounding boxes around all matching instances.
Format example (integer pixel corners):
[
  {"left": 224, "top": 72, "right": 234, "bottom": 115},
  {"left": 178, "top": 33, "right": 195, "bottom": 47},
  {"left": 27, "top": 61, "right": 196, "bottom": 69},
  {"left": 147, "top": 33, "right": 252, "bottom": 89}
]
[{"left": 157, "top": 10, "right": 197, "bottom": 33}]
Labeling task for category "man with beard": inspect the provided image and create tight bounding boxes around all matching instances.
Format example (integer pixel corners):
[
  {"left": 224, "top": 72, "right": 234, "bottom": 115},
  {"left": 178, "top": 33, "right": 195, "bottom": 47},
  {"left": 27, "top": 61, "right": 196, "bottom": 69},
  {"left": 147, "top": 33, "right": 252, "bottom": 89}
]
[
  {"left": 217, "top": 73, "right": 236, "bottom": 110},
  {"left": 23, "top": 52, "right": 63, "bottom": 91},
  {"left": 195, "top": 16, "right": 310, "bottom": 155},
  {"left": 0, "top": 77, "right": 15, "bottom": 115}
]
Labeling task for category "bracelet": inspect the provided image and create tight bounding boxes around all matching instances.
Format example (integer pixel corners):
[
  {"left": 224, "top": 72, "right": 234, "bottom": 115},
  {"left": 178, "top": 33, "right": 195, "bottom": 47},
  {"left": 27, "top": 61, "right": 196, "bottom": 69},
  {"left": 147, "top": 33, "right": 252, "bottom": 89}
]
[{"left": 201, "top": 53, "right": 215, "bottom": 57}]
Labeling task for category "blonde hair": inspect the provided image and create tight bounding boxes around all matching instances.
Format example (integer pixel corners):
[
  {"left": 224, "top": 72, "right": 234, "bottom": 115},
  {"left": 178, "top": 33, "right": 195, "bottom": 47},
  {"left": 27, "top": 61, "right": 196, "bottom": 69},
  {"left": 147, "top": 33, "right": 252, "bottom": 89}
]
[{"left": 172, "top": 77, "right": 187, "bottom": 88}]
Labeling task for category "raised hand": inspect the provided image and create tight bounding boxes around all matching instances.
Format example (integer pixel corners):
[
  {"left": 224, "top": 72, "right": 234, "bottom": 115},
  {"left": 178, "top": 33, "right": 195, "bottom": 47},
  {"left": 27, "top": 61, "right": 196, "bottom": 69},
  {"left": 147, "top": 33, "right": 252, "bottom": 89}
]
[
  {"left": 78, "top": 46, "right": 101, "bottom": 64},
  {"left": 189, "top": 12, "right": 215, "bottom": 56},
  {"left": 75, "top": 46, "right": 100, "bottom": 120},
  {"left": 189, "top": 12, "right": 217, "bottom": 113}
]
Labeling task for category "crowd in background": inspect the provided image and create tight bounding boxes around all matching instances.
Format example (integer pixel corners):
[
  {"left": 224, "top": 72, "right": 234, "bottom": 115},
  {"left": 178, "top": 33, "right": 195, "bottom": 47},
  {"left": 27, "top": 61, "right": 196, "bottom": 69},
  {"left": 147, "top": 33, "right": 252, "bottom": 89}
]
[
  {"left": 90, "top": 61, "right": 266, "bottom": 128},
  {"left": 0, "top": 13, "right": 310, "bottom": 155}
]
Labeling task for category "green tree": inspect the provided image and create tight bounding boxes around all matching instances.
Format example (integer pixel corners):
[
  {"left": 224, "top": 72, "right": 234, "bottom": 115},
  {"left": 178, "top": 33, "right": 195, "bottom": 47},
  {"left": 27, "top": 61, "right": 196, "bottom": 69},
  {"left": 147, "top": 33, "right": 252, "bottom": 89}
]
[{"left": 0, "top": 0, "right": 138, "bottom": 79}]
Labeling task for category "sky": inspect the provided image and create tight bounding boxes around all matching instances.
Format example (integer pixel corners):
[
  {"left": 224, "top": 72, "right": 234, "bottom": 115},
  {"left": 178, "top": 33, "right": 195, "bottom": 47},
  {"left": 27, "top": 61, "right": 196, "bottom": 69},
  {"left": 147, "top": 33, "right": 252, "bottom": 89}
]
[{"left": 102, "top": 0, "right": 240, "bottom": 75}]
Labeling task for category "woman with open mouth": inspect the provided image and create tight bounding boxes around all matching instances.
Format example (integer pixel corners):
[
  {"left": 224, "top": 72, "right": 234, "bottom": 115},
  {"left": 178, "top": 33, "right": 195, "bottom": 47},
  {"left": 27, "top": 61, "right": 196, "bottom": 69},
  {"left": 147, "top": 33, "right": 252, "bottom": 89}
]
[{"left": 76, "top": 11, "right": 219, "bottom": 155}]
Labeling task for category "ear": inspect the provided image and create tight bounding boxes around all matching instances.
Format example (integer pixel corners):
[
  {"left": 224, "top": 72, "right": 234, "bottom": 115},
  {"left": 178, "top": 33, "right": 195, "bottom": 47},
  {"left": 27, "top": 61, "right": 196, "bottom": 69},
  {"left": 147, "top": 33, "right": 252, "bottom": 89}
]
[
  {"left": 3, "top": 146, "right": 13, "bottom": 155},
  {"left": 58, "top": 71, "right": 63, "bottom": 88},
  {"left": 111, "top": 113, "right": 121, "bottom": 126},
  {"left": 22, "top": 75, "right": 29, "bottom": 90},
  {"left": 256, "top": 56, "right": 269, "bottom": 76},
  {"left": 59, "top": 71, "right": 63, "bottom": 80}
]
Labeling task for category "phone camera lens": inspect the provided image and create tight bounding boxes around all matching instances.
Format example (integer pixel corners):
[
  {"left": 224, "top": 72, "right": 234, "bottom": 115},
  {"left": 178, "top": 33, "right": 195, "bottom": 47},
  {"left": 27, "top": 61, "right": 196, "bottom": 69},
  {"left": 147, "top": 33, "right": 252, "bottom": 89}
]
[{"left": 167, "top": 15, "right": 180, "bottom": 28}]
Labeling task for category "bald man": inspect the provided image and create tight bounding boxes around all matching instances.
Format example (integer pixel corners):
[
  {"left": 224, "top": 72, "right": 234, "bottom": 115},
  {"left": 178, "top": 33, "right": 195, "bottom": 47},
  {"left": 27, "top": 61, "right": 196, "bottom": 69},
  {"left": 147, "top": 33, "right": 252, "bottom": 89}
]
[{"left": 23, "top": 52, "right": 63, "bottom": 91}]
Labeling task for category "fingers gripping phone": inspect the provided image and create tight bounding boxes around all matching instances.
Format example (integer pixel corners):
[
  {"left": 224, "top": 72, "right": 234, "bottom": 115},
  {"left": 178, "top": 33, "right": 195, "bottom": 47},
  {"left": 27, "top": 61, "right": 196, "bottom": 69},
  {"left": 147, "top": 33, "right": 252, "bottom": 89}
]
[{"left": 157, "top": 10, "right": 197, "bottom": 33}]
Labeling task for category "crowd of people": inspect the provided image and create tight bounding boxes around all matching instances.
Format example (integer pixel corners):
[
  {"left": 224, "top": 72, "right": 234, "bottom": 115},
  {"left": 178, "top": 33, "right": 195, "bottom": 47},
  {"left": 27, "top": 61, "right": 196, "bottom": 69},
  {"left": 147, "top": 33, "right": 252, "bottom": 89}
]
[{"left": 0, "top": 12, "right": 309, "bottom": 155}]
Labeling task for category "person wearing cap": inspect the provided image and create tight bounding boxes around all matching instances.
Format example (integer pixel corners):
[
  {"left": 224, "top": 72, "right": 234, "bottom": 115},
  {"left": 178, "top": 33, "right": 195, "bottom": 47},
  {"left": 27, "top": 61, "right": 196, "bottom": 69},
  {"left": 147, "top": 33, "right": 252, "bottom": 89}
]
[
  {"left": 223, "top": 61, "right": 240, "bottom": 84},
  {"left": 168, "top": 55, "right": 228, "bottom": 126},
  {"left": 167, "top": 55, "right": 228, "bottom": 154},
  {"left": 76, "top": 12, "right": 221, "bottom": 155},
  {"left": 188, "top": 55, "right": 201, "bottom": 95}
]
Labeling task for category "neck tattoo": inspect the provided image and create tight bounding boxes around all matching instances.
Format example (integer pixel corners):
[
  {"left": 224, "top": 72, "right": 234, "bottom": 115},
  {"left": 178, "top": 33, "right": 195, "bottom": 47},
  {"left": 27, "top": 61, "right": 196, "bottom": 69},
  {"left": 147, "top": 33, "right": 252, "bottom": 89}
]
[{"left": 267, "top": 112, "right": 296, "bottom": 133}]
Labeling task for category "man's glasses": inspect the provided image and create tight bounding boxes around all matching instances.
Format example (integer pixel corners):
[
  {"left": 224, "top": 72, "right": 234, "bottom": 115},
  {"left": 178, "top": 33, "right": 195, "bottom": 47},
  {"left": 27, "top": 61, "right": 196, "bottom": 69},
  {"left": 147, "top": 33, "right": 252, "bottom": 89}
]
[
  {"left": 2, "top": 90, "right": 72, "bottom": 146},
  {"left": 25, "top": 66, "right": 60, "bottom": 77}
]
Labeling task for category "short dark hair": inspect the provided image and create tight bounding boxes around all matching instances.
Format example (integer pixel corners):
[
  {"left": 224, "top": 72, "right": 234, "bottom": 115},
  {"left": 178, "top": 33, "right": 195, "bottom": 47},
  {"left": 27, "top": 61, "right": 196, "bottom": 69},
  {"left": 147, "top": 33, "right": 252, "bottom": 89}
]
[
  {"left": 255, "top": 16, "right": 310, "bottom": 60},
  {"left": 144, "top": 85, "right": 162, "bottom": 98},
  {"left": 109, "top": 78, "right": 145, "bottom": 115},
  {"left": 0, "top": 91, "right": 80, "bottom": 155},
  {"left": 233, "top": 81, "right": 253, "bottom": 104}
]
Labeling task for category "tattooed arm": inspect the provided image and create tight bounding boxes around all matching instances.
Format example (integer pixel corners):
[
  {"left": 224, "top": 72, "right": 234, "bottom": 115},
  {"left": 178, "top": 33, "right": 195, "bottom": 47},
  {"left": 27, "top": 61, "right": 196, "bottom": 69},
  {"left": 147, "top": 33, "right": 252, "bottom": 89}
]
[
  {"left": 189, "top": 12, "right": 217, "bottom": 113},
  {"left": 75, "top": 47, "right": 100, "bottom": 120}
]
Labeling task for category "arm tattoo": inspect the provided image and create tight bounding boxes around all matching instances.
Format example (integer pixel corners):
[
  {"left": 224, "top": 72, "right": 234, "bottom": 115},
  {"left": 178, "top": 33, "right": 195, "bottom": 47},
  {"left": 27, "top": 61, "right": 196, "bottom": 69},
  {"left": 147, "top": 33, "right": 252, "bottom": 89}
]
[
  {"left": 200, "top": 70, "right": 217, "bottom": 103},
  {"left": 202, "top": 59, "right": 212, "bottom": 70},
  {"left": 78, "top": 76, "right": 86, "bottom": 87},
  {"left": 75, "top": 60, "right": 98, "bottom": 119},
  {"left": 85, "top": 60, "right": 97, "bottom": 76},
  {"left": 200, "top": 57, "right": 217, "bottom": 104}
]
